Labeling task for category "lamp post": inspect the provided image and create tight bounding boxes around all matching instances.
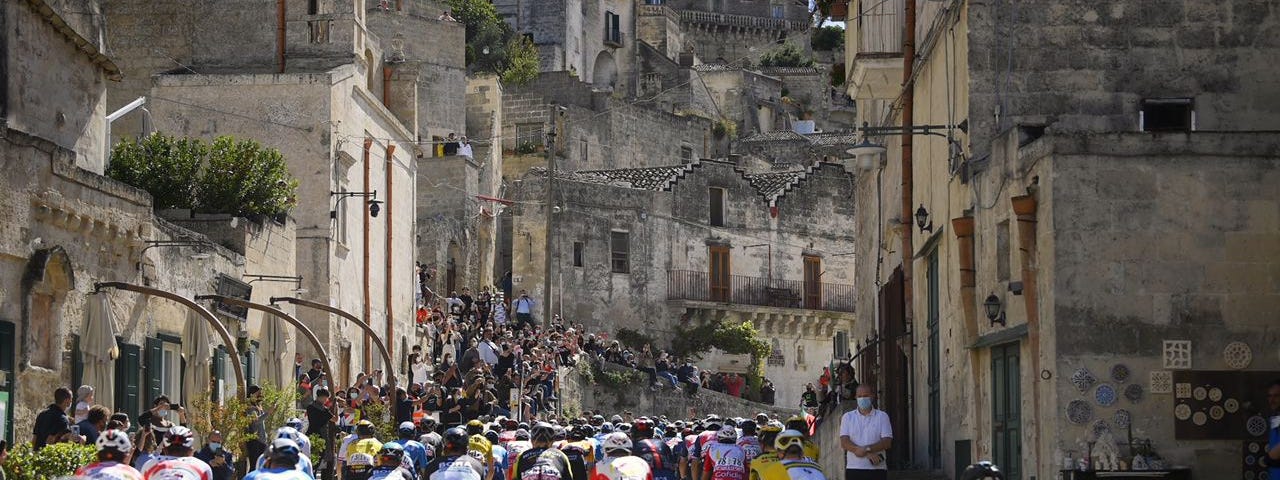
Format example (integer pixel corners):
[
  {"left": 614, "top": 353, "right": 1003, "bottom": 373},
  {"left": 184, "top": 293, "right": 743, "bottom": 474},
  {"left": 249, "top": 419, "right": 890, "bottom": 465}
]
[
  {"left": 243, "top": 274, "right": 307, "bottom": 295},
  {"left": 330, "top": 191, "right": 383, "bottom": 218},
  {"left": 136, "top": 240, "right": 217, "bottom": 270},
  {"left": 983, "top": 293, "right": 1006, "bottom": 327},
  {"left": 269, "top": 296, "right": 396, "bottom": 385}
]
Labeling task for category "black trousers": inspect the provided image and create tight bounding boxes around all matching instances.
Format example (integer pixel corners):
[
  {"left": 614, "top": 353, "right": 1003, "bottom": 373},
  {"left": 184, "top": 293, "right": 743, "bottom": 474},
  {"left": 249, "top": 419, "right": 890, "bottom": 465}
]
[{"left": 846, "top": 469, "right": 888, "bottom": 480}]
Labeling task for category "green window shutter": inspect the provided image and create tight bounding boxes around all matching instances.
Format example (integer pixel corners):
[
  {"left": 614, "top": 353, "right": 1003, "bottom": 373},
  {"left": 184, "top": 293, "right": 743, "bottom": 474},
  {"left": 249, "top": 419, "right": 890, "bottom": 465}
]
[
  {"left": 115, "top": 341, "right": 142, "bottom": 425},
  {"left": 145, "top": 337, "right": 163, "bottom": 405},
  {"left": 70, "top": 334, "right": 83, "bottom": 391},
  {"left": 213, "top": 346, "right": 227, "bottom": 403},
  {"left": 0, "top": 321, "right": 16, "bottom": 444},
  {"left": 244, "top": 341, "right": 259, "bottom": 388}
]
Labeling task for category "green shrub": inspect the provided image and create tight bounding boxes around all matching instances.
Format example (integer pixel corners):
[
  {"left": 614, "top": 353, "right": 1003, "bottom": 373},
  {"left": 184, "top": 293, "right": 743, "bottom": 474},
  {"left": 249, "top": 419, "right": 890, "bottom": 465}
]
[
  {"left": 106, "top": 133, "right": 204, "bottom": 210},
  {"left": 811, "top": 25, "right": 844, "bottom": 51},
  {"left": 502, "top": 35, "right": 542, "bottom": 87},
  {"left": 759, "top": 43, "right": 815, "bottom": 68},
  {"left": 448, "top": 0, "right": 540, "bottom": 86},
  {"left": 1, "top": 441, "right": 97, "bottom": 480},
  {"left": 614, "top": 328, "right": 655, "bottom": 351}
]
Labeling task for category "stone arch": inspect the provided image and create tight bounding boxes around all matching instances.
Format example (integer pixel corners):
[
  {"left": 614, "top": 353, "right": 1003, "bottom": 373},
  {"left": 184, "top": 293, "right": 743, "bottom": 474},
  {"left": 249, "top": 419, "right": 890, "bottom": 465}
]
[
  {"left": 21, "top": 247, "right": 75, "bottom": 370},
  {"left": 364, "top": 49, "right": 378, "bottom": 94},
  {"left": 592, "top": 51, "right": 618, "bottom": 90}
]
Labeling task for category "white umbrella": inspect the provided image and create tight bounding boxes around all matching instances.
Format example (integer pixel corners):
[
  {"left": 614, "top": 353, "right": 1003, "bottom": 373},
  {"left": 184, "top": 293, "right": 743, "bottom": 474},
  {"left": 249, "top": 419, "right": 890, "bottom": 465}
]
[
  {"left": 259, "top": 315, "right": 290, "bottom": 388},
  {"left": 183, "top": 311, "right": 212, "bottom": 404},
  {"left": 80, "top": 293, "right": 118, "bottom": 408}
]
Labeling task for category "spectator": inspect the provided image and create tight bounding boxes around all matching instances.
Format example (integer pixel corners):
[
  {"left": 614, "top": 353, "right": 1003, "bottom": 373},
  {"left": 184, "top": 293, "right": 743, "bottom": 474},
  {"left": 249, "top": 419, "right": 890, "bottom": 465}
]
[
  {"left": 33, "top": 386, "right": 79, "bottom": 450},
  {"left": 760, "top": 378, "right": 777, "bottom": 405},
  {"left": 725, "top": 373, "right": 745, "bottom": 398},
  {"left": 410, "top": 350, "right": 431, "bottom": 386},
  {"left": 195, "top": 430, "right": 235, "bottom": 480},
  {"left": 802, "top": 383, "right": 819, "bottom": 409},
  {"left": 444, "top": 133, "right": 460, "bottom": 156},
  {"left": 306, "top": 388, "right": 335, "bottom": 436},
  {"left": 73, "top": 385, "right": 94, "bottom": 423},
  {"left": 512, "top": 291, "right": 536, "bottom": 330},
  {"left": 459, "top": 136, "right": 474, "bottom": 159},
  {"left": 77, "top": 405, "right": 110, "bottom": 445},
  {"left": 438, "top": 10, "right": 456, "bottom": 21},
  {"left": 244, "top": 385, "right": 270, "bottom": 471}
]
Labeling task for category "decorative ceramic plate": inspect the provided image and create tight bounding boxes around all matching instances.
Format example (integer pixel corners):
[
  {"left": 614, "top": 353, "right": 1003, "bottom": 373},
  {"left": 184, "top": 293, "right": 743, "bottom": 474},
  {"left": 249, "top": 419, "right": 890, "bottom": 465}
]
[
  {"left": 1225, "top": 398, "right": 1240, "bottom": 413},
  {"left": 1125, "top": 383, "right": 1144, "bottom": 403},
  {"left": 1250, "top": 442, "right": 1262, "bottom": 453},
  {"left": 1193, "top": 386, "right": 1208, "bottom": 401},
  {"left": 1225, "top": 341, "right": 1253, "bottom": 369},
  {"left": 1091, "top": 419, "right": 1110, "bottom": 437},
  {"left": 1114, "top": 409, "right": 1131, "bottom": 428},
  {"left": 1247, "top": 415, "right": 1268, "bottom": 436},
  {"left": 1071, "top": 368, "right": 1098, "bottom": 393},
  {"left": 1193, "top": 411, "right": 1207, "bottom": 426},
  {"left": 1149, "top": 371, "right": 1173, "bottom": 394},
  {"left": 1111, "top": 364, "right": 1130, "bottom": 383},
  {"left": 1210, "top": 405, "right": 1224, "bottom": 420},
  {"left": 1245, "top": 471, "right": 1255, "bottom": 480},
  {"left": 1175, "top": 403, "right": 1192, "bottom": 421},
  {"left": 1176, "top": 382, "right": 1192, "bottom": 399},
  {"left": 1248, "top": 455, "right": 1258, "bottom": 466},
  {"left": 1068, "top": 400, "right": 1093, "bottom": 424},
  {"left": 1096, "top": 383, "right": 1118, "bottom": 407},
  {"left": 1209, "top": 387, "right": 1223, "bottom": 402},
  {"left": 1261, "top": 469, "right": 1270, "bottom": 480}
]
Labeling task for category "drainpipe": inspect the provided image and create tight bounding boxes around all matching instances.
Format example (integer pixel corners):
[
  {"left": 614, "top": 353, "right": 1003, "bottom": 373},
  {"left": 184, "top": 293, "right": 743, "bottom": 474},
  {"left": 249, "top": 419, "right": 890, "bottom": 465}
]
[
  {"left": 277, "top": 0, "right": 286, "bottom": 73},
  {"left": 899, "top": 0, "right": 917, "bottom": 451},
  {"left": 363, "top": 138, "right": 373, "bottom": 368},
  {"left": 951, "top": 215, "right": 983, "bottom": 460},
  {"left": 1011, "top": 194, "right": 1042, "bottom": 473},
  {"left": 382, "top": 67, "right": 392, "bottom": 107},
  {"left": 384, "top": 144, "right": 396, "bottom": 365}
]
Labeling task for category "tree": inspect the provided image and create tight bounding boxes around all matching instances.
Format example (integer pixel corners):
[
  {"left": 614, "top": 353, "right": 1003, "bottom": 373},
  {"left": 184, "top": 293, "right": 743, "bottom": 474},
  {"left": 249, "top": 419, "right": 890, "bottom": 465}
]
[
  {"left": 447, "top": 0, "right": 540, "bottom": 86},
  {"left": 759, "top": 43, "right": 815, "bottom": 68},
  {"left": 811, "top": 25, "right": 844, "bottom": 51},
  {"left": 107, "top": 133, "right": 204, "bottom": 210},
  {"left": 198, "top": 136, "right": 298, "bottom": 217},
  {"left": 502, "top": 35, "right": 541, "bottom": 87}
]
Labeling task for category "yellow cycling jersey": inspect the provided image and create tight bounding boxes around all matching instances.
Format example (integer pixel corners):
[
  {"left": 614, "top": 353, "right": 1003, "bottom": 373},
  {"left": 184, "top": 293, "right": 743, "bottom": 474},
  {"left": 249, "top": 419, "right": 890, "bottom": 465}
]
[
  {"left": 802, "top": 441, "right": 819, "bottom": 462},
  {"left": 748, "top": 452, "right": 787, "bottom": 480},
  {"left": 469, "top": 434, "right": 495, "bottom": 463},
  {"left": 349, "top": 438, "right": 385, "bottom": 458}
]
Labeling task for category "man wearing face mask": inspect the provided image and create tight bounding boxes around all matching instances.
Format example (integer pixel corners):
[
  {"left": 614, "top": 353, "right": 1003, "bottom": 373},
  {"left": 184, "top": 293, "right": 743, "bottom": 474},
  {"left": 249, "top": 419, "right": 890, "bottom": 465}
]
[
  {"left": 838, "top": 385, "right": 892, "bottom": 480},
  {"left": 196, "top": 430, "right": 236, "bottom": 480}
]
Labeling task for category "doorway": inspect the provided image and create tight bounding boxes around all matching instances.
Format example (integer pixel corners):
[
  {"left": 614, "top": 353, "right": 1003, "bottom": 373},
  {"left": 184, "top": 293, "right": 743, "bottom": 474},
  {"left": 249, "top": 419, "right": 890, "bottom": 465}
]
[
  {"left": 709, "top": 246, "right": 730, "bottom": 302},
  {"left": 803, "top": 255, "right": 821, "bottom": 309},
  {"left": 992, "top": 342, "right": 1022, "bottom": 479}
]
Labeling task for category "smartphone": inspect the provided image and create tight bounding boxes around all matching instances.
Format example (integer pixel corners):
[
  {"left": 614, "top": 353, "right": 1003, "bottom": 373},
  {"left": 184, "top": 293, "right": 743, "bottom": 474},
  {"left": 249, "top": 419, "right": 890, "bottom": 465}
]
[
  {"left": 70, "top": 425, "right": 80, "bottom": 435},
  {"left": 0, "top": 439, "right": 10, "bottom": 453}
]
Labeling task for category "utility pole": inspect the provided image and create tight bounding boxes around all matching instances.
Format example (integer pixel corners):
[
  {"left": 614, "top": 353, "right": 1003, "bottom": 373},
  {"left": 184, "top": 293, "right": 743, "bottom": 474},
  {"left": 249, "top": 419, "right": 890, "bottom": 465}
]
[{"left": 542, "top": 105, "right": 561, "bottom": 327}]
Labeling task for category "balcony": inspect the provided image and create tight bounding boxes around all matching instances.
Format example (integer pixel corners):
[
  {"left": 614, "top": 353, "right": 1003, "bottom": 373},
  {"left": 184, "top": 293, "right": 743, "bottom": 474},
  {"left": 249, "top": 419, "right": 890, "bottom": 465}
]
[
  {"left": 667, "top": 270, "right": 855, "bottom": 313},
  {"left": 605, "top": 30, "right": 625, "bottom": 48},
  {"left": 678, "top": 10, "right": 810, "bottom": 32},
  {"left": 845, "top": 0, "right": 904, "bottom": 100}
]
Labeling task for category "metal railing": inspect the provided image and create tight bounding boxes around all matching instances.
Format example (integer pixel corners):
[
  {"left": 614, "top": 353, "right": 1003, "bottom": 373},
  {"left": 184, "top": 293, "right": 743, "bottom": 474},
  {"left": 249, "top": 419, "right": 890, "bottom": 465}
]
[
  {"left": 678, "top": 10, "right": 810, "bottom": 32},
  {"left": 667, "top": 270, "right": 855, "bottom": 313}
]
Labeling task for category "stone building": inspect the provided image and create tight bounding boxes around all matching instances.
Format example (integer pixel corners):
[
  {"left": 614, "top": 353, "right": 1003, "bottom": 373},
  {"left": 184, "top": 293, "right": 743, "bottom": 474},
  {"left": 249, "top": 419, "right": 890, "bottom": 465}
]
[
  {"left": 103, "top": 0, "right": 434, "bottom": 377},
  {"left": 510, "top": 158, "right": 857, "bottom": 406},
  {"left": 0, "top": 0, "right": 299, "bottom": 442},
  {"left": 492, "top": 0, "right": 636, "bottom": 91},
  {"left": 842, "top": 0, "right": 1280, "bottom": 478}
]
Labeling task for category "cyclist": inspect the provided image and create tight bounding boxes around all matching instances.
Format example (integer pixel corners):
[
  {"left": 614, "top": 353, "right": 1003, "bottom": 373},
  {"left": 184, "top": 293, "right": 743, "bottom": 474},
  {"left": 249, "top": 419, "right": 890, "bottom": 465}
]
[
  {"left": 505, "top": 429, "right": 533, "bottom": 468},
  {"left": 425, "top": 428, "right": 486, "bottom": 480},
  {"left": 392, "top": 421, "right": 433, "bottom": 478},
  {"left": 485, "top": 430, "right": 510, "bottom": 480},
  {"left": 370, "top": 442, "right": 415, "bottom": 480},
  {"left": 747, "top": 423, "right": 785, "bottom": 480},
  {"left": 734, "top": 422, "right": 760, "bottom": 464},
  {"left": 140, "top": 426, "right": 214, "bottom": 480},
  {"left": 419, "top": 417, "right": 442, "bottom": 458},
  {"left": 781, "top": 417, "right": 818, "bottom": 462},
  {"left": 466, "top": 420, "right": 496, "bottom": 478},
  {"left": 284, "top": 418, "right": 313, "bottom": 457},
  {"left": 244, "top": 439, "right": 313, "bottom": 480},
  {"left": 701, "top": 426, "right": 745, "bottom": 480},
  {"left": 629, "top": 418, "right": 675, "bottom": 480},
  {"left": 256, "top": 427, "right": 315, "bottom": 478},
  {"left": 772, "top": 431, "right": 823, "bottom": 480},
  {"left": 590, "top": 433, "right": 651, "bottom": 480},
  {"left": 345, "top": 420, "right": 385, "bottom": 480},
  {"left": 510, "top": 422, "right": 574, "bottom": 480},
  {"left": 76, "top": 428, "right": 144, "bottom": 480},
  {"left": 556, "top": 425, "right": 596, "bottom": 480},
  {"left": 688, "top": 417, "right": 722, "bottom": 480}
]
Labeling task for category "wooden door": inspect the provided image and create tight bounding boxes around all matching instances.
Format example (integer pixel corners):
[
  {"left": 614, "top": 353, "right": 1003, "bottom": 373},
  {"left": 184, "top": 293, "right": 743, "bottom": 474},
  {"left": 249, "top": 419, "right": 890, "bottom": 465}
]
[
  {"left": 992, "top": 343, "right": 1022, "bottom": 479},
  {"left": 803, "top": 255, "right": 821, "bottom": 309},
  {"left": 709, "top": 246, "right": 731, "bottom": 302}
]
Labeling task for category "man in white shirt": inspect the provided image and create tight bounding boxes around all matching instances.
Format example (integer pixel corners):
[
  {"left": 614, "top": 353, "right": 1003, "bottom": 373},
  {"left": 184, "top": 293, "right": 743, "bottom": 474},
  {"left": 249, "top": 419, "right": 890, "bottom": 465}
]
[
  {"left": 839, "top": 384, "right": 892, "bottom": 480},
  {"left": 477, "top": 329, "right": 499, "bottom": 366}
]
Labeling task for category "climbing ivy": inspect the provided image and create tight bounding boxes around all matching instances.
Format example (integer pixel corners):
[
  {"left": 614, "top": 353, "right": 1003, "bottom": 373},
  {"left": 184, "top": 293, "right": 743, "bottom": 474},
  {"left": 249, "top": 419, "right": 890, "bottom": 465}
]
[{"left": 615, "top": 327, "right": 655, "bottom": 351}]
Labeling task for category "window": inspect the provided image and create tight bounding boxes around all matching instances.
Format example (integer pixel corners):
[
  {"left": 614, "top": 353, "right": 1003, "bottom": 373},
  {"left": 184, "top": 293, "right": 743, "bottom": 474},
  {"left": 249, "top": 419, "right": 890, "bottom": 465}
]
[
  {"left": 573, "top": 241, "right": 584, "bottom": 267},
  {"left": 992, "top": 343, "right": 1022, "bottom": 479},
  {"left": 681, "top": 145, "right": 693, "bottom": 161},
  {"left": 708, "top": 187, "right": 725, "bottom": 227},
  {"left": 1140, "top": 98, "right": 1194, "bottom": 132},
  {"left": 307, "top": 0, "right": 318, "bottom": 14},
  {"left": 146, "top": 336, "right": 183, "bottom": 423},
  {"left": 604, "top": 12, "right": 623, "bottom": 46},
  {"left": 996, "top": 220, "right": 1010, "bottom": 282},
  {"left": 610, "top": 231, "right": 630, "bottom": 273},
  {"left": 515, "top": 124, "right": 542, "bottom": 152},
  {"left": 22, "top": 248, "right": 72, "bottom": 369},
  {"left": 709, "top": 246, "right": 731, "bottom": 302},
  {"left": 772, "top": 5, "right": 784, "bottom": 18},
  {"left": 580, "top": 137, "right": 589, "bottom": 163},
  {"left": 803, "top": 255, "right": 821, "bottom": 309},
  {"left": 114, "top": 341, "right": 141, "bottom": 430}
]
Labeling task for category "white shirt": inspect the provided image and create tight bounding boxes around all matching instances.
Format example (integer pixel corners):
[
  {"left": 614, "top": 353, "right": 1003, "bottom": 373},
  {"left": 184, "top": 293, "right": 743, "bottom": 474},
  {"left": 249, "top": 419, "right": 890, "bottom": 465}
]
[
  {"left": 478, "top": 340, "right": 499, "bottom": 365},
  {"left": 459, "top": 143, "right": 474, "bottom": 159},
  {"left": 838, "top": 408, "right": 892, "bottom": 470}
]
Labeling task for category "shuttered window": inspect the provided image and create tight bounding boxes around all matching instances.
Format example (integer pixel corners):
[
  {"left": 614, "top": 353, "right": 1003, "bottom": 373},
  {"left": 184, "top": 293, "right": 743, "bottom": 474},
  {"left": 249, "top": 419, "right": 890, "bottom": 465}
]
[{"left": 115, "top": 341, "right": 141, "bottom": 428}]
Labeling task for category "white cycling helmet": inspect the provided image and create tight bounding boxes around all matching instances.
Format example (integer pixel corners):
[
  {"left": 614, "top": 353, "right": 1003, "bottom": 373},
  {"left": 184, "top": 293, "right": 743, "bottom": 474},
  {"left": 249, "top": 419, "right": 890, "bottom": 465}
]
[
  {"left": 716, "top": 424, "right": 738, "bottom": 443},
  {"left": 285, "top": 418, "right": 305, "bottom": 430},
  {"left": 163, "top": 425, "right": 195, "bottom": 449},
  {"left": 96, "top": 429, "right": 133, "bottom": 452},
  {"left": 602, "top": 432, "right": 633, "bottom": 453},
  {"left": 276, "top": 426, "right": 304, "bottom": 444}
]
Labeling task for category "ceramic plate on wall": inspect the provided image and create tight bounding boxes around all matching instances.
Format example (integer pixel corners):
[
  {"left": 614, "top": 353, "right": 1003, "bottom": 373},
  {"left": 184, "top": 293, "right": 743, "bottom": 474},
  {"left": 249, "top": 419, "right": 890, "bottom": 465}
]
[
  {"left": 1175, "top": 403, "right": 1192, "bottom": 421},
  {"left": 1096, "top": 383, "right": 1118, "bottom": 407}
]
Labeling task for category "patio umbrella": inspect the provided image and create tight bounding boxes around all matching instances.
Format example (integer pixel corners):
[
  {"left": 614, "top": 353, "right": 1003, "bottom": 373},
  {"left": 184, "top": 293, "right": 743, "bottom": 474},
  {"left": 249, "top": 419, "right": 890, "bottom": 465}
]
[
  {"left": 183, "top": 311, "right": 212, "bottom": 404},
  {"left": 259, "top": 314, "right": 290, "bottom": 388},
  {"left": 80, "top": 293, "right": 118, "bottom": 408}
]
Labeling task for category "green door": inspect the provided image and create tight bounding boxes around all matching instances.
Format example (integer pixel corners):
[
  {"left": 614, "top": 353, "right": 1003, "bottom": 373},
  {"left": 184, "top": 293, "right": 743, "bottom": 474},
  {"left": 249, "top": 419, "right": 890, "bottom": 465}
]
[
  {"left": 926, "top": 251, "right": 941, "bottom": 468},
  {"left": 0, "top": 321, "right": 15, "bottom": 443},
  {"left": 115, "top": 341, "right": 142, "bottom": 425},
  {"left": 991, "top": 343, "right": 1021, "bottom": 479}
]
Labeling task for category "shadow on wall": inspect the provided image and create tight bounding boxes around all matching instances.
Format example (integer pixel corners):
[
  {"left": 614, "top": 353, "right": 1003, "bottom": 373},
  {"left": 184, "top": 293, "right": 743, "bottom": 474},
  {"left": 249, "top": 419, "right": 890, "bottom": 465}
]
[{"left": 559, "top": 361, "right": 795, "bottom": 420}]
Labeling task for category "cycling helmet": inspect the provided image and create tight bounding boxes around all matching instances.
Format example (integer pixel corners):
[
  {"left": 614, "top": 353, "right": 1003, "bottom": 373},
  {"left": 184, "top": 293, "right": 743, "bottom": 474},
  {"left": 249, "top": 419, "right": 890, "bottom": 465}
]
[
  {"left": 379, "top": 442, "right": 405, "bottom": 466},
  {"left": 610, "top": 415, "right": 624, "bottom": 423},
  {"left": 774, "top": 429, "right": 805, "bottom": 452},
  {"left": 518, "top": 422, "right": 530, "bottom": 430},
  {"left": 600, "top": 422, "right": 614, "bottom": 434},
  {"left": 552, "top": 426, "right": 567, "bottom": 441},
  {"left": 602, "top": 432, "right": 633, "bottom": 454},
  {"left": 484, "top": 430, "right": 500, "bottom": 444},
  {"left": 570, "top": 424, "right": 592, "bottom": 440},
  {"left": 959, "top": 461, "right": 1004, "bottom": 480},
  {"left": 785, "top": 415, "right": 808, "bottom": 433},
  {"left": 514, "top": 428, "right": 531, "bottom": 441},
  {"left": 163, "top": 425, "right": 195, "bottom": 449},
  {"left": 356, "top": 420, "right": 376, "bottom": 436},
  {"left": 443, "top": 427, "right": 470, "bottom": 452},
  {"left": 759, "top": 423, "right": 784, "bottom": 448},
  {"left": 276, "top": 426, "right": 304, "bottom": 445},
  {"left": 398, "top": 421, "right": 417, "bottom": 437},
  {"left": 739, "top": 420, "right": 757, "bottom": 435},
  {"left": 419, "top": 417, "right": 439, "bottom": 431},
  {"left": 590, "top": 414, "right": 605, "bottom": 425},
  {"left": 632, "top": 418, "right": 653, "bottom": 436},
  {"left": 705, "top": 418, "right": 723, "bottom": 431},
  {"left": 716, "top": 425, "right": 738, "bottom": 443},
  {"left": 466, "top": 419, "right": 485, "bottom": 436},
  {"left": 270, "top": 438, "right": 301, "bottom": 461},
  {"left": 530, "top": 422, "right": 556, "bottom": 443},
  {"left": 96, "top": 429, "right": 132, "bottom": 453},
  {"left": 724, "top": 418, "right": 738, "bottom": 428},
  {"left": 616, "top": 423, "right": 632, "bottom": 433},
  {"left": 285, "top": 417, "right": 304, "bottom": 430}
]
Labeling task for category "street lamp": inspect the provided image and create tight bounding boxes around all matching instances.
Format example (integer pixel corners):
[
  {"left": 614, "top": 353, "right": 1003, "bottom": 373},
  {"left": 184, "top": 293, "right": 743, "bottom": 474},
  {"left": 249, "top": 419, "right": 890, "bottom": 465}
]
[
  {"left": 984, "top": 293, "right": 1006, "bottom": 327},
  {"left": 137, "top": 240, "right": 217, "bottom": 270},
  {"left": 845, "top": 138, "right": 887, "bottom": 171},
  {"left": 914, "top": 204, "right": 933, "bottom": 233},
  {"left": 243, "top": 274, "right": 307, "bottom": 295},
  {"left": 330, "top": 191, "right": 383, "bottom": 218}
]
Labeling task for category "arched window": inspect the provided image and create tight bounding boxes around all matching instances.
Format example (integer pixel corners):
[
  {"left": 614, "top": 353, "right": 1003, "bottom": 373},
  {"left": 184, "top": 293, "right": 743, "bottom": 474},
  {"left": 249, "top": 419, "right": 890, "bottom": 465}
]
[
  {"left": 365, "top": 49, "right": 378, "bottom": 94},
  {"left": 592, "top": 51, "right": 618, "bottom": 90},
  {"left": 22, "top": 247, "right": 74, "bottom": 369}
]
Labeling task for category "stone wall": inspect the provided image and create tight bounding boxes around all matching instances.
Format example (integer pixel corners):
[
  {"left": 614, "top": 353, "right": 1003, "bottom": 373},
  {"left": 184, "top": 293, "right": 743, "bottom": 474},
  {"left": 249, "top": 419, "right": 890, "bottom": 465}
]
[
  {"left": 967, "top": 0, "right": 1280, "bottom": 158},
  {"left": 559, "top": 362, "right": 795, "bottom": 421},
  {"left": 367, "top": 7, "right": 468, "bottom": 139}
]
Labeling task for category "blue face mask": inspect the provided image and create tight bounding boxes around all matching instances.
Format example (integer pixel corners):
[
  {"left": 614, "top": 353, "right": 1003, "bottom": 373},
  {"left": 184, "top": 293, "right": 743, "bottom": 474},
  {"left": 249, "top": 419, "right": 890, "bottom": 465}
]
[
  {"left": 857, "top": 397, "right": 874, "bottom": 410},
  {"left": 209, "top": 442, "right": 222, "bottom": 451}
]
